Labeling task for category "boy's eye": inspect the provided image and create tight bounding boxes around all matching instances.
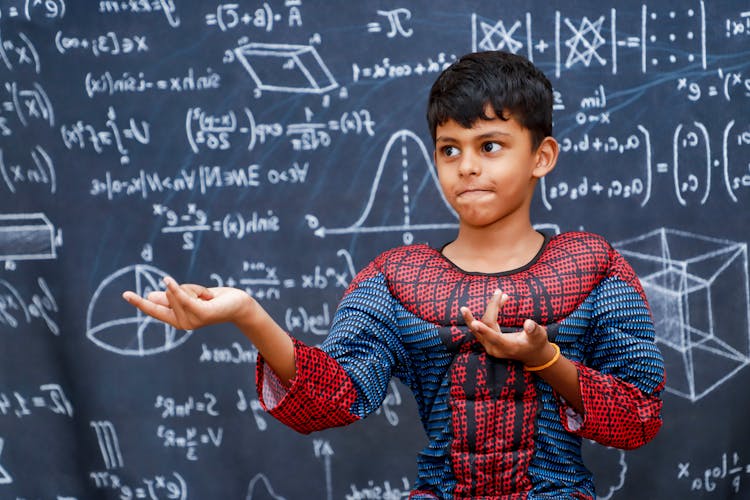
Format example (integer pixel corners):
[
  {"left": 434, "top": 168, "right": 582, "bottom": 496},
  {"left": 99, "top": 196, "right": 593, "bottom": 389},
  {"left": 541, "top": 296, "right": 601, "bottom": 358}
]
[
  {"left": 442, "top": 145, "right": 460, "bottom": 157},
  {"left": 482, "top": 142, "right": 501, "bottom": 153}
]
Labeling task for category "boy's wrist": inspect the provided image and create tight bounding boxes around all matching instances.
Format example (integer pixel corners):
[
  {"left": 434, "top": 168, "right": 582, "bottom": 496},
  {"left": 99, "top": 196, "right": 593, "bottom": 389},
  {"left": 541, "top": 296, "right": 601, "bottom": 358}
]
[
  {"left": 231, "top": 293, "right": 262, "bottom": 331},
  {"left": 523, "top": 342, "right": 559, "bottom": 370}
]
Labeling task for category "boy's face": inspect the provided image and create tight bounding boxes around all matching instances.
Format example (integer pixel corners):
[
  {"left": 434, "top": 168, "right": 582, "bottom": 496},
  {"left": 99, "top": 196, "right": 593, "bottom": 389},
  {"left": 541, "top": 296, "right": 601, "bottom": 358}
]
[{"left": 433, "top": 106, "right": 555, "bottom": 230}]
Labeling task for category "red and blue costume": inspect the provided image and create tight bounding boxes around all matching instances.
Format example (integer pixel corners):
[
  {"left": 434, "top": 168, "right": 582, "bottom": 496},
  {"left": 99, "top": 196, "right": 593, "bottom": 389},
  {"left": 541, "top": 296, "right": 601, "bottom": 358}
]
[{"left": 257, "top": 232, "right": 665, "bottom": 498}]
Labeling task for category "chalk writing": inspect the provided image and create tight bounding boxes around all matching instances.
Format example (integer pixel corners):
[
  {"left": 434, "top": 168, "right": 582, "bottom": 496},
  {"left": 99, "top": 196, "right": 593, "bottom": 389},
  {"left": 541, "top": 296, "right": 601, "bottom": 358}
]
[
  {"left": 352, "top": 52, "right": 455, "bottom": 82},
  {"left": 155, "top": 393, "right": 220, "bottom": 419},
  {"left": 367, "top": 9, "right": 414, "bottom": 38},
  {"left": 0, "top": 0, "right": 66, "bottom": 21},
  {"left": 346, "top": 477, "right": 411, "bottom": 500},
  {"left": 61, "top": 106, "right": 150, "bottom": 165},
  {"left": 154, "top": 203, "right": 281, "bottom": 249},
  {"left": 199, "top": 342, "right": 258, "bottom": 364},
  {"left": 0, "top": 30, "right": 40, "bottom": 73},
  {"left": 205, "top": 2, "right": 303, "bottom": 32},
  {"left": 2, "top": 81, "right": 54, "bottom": 129},
  {"left": 677, "top": 452, "right": 750, "bottom": 494},
  {"left": 186, "top": 106, "right": 374, "bottom": 153},
  {"left": 54, "top": 31, "right": 148, "bottom": 57},
  {"left": 89, "top": 470, "right": 187, "bottom": 499},
  {"left": 98, "top": 0, "right": 180, "bottom": 28},
  {"left": 89, "top": 165, "right": 264, "bottom": 200},
  {"left": 0, "top": 145, "right": 56, "bottom": 194},
  {"left": 0, "top": 277, "right": 58, "bottom": 334},
  {"left": 0, "top": 384, "right": 73, "bottom": 418},
  {"left": 84, "top": 67, "right": 219, "bottom": 98},
  {"left": 156, "top": 425, "right": 223, "bottom": 460},
  {"left": 235, "top": 389, "right": 268, "bottom": 431}
]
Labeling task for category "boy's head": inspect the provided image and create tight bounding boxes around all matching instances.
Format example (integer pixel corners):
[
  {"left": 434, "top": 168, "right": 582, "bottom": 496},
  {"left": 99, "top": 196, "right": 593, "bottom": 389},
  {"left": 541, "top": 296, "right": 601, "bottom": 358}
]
[{"left": 427, "top": 51, "right": 553, "bottom": 150}]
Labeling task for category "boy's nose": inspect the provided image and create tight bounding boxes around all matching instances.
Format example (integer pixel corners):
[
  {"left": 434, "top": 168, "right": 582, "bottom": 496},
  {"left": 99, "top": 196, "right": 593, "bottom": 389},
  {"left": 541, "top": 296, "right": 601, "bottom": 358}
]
[{"left": 457, "top": 154, "right": 481, "bottom": 176}]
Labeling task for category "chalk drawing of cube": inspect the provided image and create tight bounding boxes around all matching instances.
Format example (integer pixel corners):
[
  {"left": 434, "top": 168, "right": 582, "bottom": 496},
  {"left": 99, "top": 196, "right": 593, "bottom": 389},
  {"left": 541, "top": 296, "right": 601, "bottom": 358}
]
[
  {"left": 0, "top": 213, "right": 56, "bottom": 261},
  {"left": 615, "top": 228, "right": 750, "bottom": 402},
  {"left": 234, "top": 42, "right": 338, "bottom": 94}
]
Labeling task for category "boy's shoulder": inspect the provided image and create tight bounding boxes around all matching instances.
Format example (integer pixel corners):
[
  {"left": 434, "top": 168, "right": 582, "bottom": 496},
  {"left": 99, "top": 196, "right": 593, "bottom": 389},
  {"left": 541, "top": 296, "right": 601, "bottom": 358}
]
[
  {"left": 550, "top": 230, "right": 612, "bottom": 252},
  {"left": 551, "top": 231, "right": 645, "bottom": 297},
  {"left": 369, "top": 232, "right": 616, "bottom": 269},
  {"left": 343, "top": 243, "right": 439, "bottom": 296}
]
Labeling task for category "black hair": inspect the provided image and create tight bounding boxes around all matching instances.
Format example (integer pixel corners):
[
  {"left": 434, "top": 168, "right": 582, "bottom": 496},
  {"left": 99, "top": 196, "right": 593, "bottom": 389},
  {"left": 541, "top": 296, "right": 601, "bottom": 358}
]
[{"left": 427, "top": 51, "right": 553, "bottom": 150}]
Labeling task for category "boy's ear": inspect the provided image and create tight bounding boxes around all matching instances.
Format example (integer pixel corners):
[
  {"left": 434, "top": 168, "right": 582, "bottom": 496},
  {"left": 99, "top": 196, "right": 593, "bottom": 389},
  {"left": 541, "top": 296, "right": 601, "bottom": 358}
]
[{"left": 531, "top": 137, "right": 559, "bottom": 178}]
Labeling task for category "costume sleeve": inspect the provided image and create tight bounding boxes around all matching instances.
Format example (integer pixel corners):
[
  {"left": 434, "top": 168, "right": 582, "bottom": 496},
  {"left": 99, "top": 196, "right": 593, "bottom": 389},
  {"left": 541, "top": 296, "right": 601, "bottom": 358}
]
[
  {"left": 256, "top": 262, "right": 407, "bottom": 434},
  {"left": 559, "top": 248, "right": 666, "bottom": 450}
]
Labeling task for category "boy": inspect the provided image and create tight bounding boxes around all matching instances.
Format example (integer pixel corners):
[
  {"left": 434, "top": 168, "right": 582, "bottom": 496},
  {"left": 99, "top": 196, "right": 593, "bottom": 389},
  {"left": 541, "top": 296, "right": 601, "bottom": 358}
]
[{"left": 123, "top": 51, "right": 665, "bottom": 498}]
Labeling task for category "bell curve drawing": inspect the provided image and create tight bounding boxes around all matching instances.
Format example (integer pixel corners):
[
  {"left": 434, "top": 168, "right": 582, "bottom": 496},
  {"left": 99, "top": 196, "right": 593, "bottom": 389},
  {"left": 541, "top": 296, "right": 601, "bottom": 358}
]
[
  {"left": 86, "top": 264, "right": 193, "bottom": 356},
  {"left": 308, "top": 129, "right": 458, "bottom": 244}
]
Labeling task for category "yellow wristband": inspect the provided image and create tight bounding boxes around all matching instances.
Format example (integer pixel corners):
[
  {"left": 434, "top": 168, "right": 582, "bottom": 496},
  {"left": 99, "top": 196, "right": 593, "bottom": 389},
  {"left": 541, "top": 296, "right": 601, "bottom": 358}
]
[{"left": 523, "top": 342, "right": 561, "bottom": 372}]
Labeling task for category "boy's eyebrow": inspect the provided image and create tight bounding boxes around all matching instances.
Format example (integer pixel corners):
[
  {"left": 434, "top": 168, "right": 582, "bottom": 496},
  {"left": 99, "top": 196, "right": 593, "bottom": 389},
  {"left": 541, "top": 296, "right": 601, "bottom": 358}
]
[{"left": 435, "top": 130, "right": 512, "bottom": 143}]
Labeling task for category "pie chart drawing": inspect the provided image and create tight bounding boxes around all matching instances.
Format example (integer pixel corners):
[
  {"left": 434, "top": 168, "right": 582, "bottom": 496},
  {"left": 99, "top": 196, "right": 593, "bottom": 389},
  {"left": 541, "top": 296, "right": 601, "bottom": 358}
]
[{"left": 86, "top": 264, "right": 192, "bottom": 356}]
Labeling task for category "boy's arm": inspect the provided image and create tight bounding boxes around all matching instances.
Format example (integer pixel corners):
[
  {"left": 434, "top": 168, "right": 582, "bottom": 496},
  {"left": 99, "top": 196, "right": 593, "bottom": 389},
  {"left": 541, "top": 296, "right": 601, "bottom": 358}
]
[
  {"left": 558, "top": 250, "right": 665, "bottom": 450},
  {"left": 123, "top": 277, "right": 295, "bottom": 383},
  {"left": 256, "top": 268, "right": 407, "bottom": 434},
  {"left": 463, "top": 273, "right": 664, "bottom": 450}
]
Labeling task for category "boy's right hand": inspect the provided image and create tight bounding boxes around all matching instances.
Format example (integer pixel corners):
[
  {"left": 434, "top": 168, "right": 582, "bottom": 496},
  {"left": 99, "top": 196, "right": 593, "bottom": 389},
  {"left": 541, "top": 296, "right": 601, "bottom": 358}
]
[{"left": 122, "top": 276, "right": 254, "bottom": 331}]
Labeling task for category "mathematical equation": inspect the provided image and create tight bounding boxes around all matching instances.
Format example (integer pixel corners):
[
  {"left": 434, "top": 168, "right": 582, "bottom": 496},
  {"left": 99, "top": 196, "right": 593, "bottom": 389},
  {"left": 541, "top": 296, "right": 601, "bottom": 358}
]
[
  {"left": 152, "top": 389, "right": 270, "bottom": 460},
  {"left": 352, "top": 52, "right": 455, "bottom": 82},
  {"left": 89, "top": 165, "right": 266, "bottom": 200},
  {"left": 542, "top": 119, "right": 750, "bottom": 209},
  {"left": 156, "top": 425, "right": 223, "bottom": 461},
  {"left": 55, "top": 31, "right": 149, "bottom": 57},
  {"left": 84, "top": 67, "right": 220, "bottom": 98},
  {"left": 204, "top": 1, "right": 303, "bottom": 32},
  {"left": 186, "top": 106, "right": 375, "bottom": 153},
  {"left": 0, "top": 277, "right": 58, "bottom": 335},
  {"left": 89, "top": 470, "right": 186, "bottom": 500},
  {"left": 0, "top": 383, "right": 72, "bottom": 419},
  {"left": 151, "top": 381, "right": 404, "bottom": 460},
  {"left": 471, "top": 4, "right": 708, "bottom": 77},
  {"left": 0, "top": 81, "right": 54, "bottom": 134},
  {"left": 97, "top": 0, "right": 180, "bottom": 28},
  {"left": 61, "top": 106, "right": 150, "bottom": 165},
  {"left": 209, "top": 249, "right": 357, "bottom": 301},
  {"left": 153, "top": 203, "right": 281, "bottom": 249},
  {"left": 0, "top": 0, "right": 66, "bottom": 22},
  {"left": 0, "top": 29, "right": 40, "bottom": 73},
  {"left": 677, "top": 68, "right": 750, "bottom": 103},
  {"left": 0, "top": 144, "right": 56, "bottom": 194},
  {"left": 677, "top": 452, "right": 750, "bottom": 494}
]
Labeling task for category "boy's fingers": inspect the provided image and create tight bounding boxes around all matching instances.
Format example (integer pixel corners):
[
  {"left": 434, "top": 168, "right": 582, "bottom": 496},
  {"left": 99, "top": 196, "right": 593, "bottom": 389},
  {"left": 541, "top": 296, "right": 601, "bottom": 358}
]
[
  {"left": 145, "top": 290, "right": 169, "bottom": 306},
  {"left": 165, "top": 278, "right": 207, "bottom": 305},
  {"left": 523, "top": 319, "right": 547, "bottom": 340},
  {"left": 471, "top": 319, "right": 501, "bottom": 339},
  {"left": 460, "top": 306, "right": 476, "bottom": 327},
  {"left": 164, "top": 277, "right": 192, "bottom": 320},
  {"left": 481, "top": 289, "right": 507, "bottom": 326},
  {"left": 122, "top": 291, "right": 175, "bottom": 324},
  {"left": 182, "top": 284, "right": 213, "bottom": 300}
]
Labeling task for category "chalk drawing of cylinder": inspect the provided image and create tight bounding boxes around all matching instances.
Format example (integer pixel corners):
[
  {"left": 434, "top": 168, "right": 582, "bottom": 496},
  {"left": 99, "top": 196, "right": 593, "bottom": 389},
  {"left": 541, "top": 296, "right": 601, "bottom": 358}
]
[
  {"left": 0, "top": 213, "right": 56, "bottom": 261},
  {"left": 234, "top": 42, "right": 338, "bottom": 94}
]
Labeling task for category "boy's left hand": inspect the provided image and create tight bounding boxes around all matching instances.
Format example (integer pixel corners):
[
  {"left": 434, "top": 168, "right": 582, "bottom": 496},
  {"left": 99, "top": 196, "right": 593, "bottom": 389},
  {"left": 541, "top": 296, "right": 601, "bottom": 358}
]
[{"left": 460, "top": 289, "right": 556, "bottom": 367}]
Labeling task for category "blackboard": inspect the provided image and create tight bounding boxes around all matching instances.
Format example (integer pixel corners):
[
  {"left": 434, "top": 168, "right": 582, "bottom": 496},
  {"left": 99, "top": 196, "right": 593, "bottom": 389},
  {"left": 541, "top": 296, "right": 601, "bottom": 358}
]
[{"left": 1, "top": 0, "right": 749, "bottom": 498}]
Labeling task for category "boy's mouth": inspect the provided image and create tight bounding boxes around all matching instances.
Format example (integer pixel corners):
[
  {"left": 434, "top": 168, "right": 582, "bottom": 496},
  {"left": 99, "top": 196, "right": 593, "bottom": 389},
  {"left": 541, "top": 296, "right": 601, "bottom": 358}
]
[{"left": 457, "top": 187, "right": 494, "bottom": 198}]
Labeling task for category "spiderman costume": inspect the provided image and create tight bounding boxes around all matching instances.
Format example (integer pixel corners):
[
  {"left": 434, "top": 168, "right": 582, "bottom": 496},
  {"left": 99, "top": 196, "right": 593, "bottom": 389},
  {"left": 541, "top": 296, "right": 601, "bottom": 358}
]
[{"left": 257, "top": 231, "right": 665, "bottom": 498}]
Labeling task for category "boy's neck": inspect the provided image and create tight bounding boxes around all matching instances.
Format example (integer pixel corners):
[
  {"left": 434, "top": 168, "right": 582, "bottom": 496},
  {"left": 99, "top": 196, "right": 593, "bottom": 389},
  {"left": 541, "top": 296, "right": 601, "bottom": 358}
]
[{"left": 443, "top": 220, "right": 545, "bottom": 274}]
